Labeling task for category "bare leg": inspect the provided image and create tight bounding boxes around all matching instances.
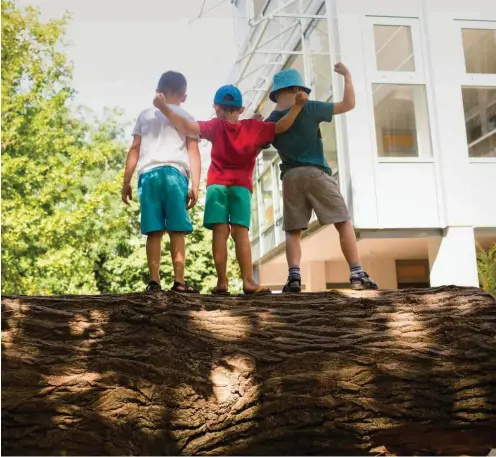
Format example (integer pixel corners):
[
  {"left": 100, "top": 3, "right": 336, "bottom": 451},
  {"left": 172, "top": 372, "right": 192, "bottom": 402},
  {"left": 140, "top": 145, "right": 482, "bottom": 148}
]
[
  {"left": 169, "top": 232, "right": 185, "bottom": 284},
  {"left": 335, "top": 220, "right": 360, "bottom": 267},
  {"left": 146, "top": 230, "right": 165, "bottom": 283},
  {"left": 285, "top": 229, "right": 302, "bottom": 268},
  {"left": 230, "top": 224, "right": 260, "bottom": 293},
  {"left": 212, "top": 224, "right": 230, "bottom": 291}
]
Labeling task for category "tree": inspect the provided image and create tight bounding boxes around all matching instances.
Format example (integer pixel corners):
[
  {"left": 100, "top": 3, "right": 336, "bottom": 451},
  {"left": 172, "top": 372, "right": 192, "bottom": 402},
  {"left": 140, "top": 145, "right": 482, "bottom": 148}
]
[
  {"left": 1, "top": 0, "right": 240, "bottom": 295},
  {"left": 2, "top": 287, "right": 496, "bottom": 455}
]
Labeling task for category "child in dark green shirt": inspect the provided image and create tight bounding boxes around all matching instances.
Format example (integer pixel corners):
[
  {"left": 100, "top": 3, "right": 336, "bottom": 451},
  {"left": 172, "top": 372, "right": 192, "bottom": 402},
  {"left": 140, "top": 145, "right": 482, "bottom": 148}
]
[{"left": 264, "top": 64, "right": 378, "bottom": 292}]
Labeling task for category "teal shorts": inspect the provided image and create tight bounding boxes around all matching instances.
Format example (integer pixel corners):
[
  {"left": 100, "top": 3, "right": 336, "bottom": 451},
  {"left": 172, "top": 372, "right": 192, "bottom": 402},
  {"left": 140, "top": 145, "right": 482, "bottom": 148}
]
[
  {"left": 138, "top": 166, "right": 193, "bottom": 235},
  {"left": 203, "top": 184, "right": 252, "bottom": 230}
]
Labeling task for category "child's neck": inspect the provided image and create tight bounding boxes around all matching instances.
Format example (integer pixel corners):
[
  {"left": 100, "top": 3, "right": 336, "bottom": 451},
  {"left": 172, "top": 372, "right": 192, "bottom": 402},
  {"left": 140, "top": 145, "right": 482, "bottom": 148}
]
[
  {"left": 220, "top": 112, "right": 240, "bottom": 123},
  {"left": 164, "top": 94, "right": 183, "bottom": 106}
]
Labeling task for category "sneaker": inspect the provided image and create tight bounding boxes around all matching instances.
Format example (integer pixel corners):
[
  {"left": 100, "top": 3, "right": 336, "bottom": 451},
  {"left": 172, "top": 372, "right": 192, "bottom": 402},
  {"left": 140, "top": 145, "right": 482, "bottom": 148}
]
[
  {"left": 350, "top": 272, "right": 378, "bottom": 291},
  {"left": 282, "top": 275, "right": 302, "bottom": 293},
  {"left": 145, "top": 280, "right": 161, "bottom": 292}
]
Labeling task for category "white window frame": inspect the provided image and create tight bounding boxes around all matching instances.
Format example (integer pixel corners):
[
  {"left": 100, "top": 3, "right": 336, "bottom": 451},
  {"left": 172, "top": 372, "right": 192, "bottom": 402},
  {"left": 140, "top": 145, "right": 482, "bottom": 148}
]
[
  {"left": 364, "top": 16, "right": 435, "bottom": 162},
  {"left": 364, "top": 16, "right": 426, "bottom": 85},
  {"left": 456, "top": 21, "right": 496, "bottom": 162},
  {"left": 457, "top": 21, "right": 496, "bottom": 87}
]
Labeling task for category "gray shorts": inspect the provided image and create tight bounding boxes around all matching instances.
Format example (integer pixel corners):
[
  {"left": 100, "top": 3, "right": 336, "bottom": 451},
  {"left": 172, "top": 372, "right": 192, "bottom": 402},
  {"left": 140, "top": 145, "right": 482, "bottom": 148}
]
[{"left": 282, "top": 166, "right": 350, "bottom": 232}]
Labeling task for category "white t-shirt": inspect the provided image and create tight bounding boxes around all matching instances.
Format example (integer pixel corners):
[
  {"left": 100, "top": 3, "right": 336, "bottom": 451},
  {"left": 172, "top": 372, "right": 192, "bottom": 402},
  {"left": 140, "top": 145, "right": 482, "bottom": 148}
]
[{"left": 132, "top": 105, "right": 197, "bottom": 176}]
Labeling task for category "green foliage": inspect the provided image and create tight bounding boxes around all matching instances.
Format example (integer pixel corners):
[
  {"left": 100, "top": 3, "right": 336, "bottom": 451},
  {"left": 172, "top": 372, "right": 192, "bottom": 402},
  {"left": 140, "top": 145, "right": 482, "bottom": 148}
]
[
  {"left": 477, "top": 244, "right": 496, "bottom": 297},
  {"left": 1, "top": 0, "right": 240, "bottom": 295}
]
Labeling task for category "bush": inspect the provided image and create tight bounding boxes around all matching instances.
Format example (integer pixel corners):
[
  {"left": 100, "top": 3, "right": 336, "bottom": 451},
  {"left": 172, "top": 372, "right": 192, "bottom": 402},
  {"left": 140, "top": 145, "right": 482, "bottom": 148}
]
[{"left": 477, "top": 243, "right": 496, "bottom": 297}]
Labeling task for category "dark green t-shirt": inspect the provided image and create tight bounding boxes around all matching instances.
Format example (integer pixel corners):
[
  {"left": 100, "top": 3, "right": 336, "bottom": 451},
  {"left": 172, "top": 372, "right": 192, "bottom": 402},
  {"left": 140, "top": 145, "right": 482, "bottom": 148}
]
[{"left": 266, "top": 100, "right": 334, "bottom": 178}]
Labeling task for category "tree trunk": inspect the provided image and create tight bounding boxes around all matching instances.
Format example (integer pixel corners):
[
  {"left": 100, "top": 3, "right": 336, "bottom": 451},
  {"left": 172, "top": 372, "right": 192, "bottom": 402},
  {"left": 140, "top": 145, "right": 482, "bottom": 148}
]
[{"left": 2, "top": 286, "right": 496, "bottom": 456}]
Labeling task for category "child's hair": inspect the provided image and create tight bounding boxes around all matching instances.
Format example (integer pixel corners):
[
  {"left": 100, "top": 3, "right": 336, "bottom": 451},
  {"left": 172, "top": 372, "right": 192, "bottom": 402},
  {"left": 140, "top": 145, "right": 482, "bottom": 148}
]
[
  {"left": 216, "top": 94, "right": 242, "bottom": 113},
  {"left": 157, "top": 71, "right": 187, "bottom": 96}
]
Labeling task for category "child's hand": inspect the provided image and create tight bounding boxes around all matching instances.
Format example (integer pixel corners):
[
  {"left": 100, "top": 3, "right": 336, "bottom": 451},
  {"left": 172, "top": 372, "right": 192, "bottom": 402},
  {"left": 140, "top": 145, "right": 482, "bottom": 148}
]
[
  {"left": 187, "top": 188, "right": 198, "bottom": 209},
  {"left": 153, "top": 92, "right": 167, "bottom": 110},
  {"left": 252, "top": 112, "right": 264, "bottom": 121},
  {"left": 295, "top": 91, "right": 309, "bottom": 106},
  {"left": 122, "top": 182, "right": 132, "bottom": 205},
  {"left": 334, "top": 62, "right": 350, "bottom": 77}
]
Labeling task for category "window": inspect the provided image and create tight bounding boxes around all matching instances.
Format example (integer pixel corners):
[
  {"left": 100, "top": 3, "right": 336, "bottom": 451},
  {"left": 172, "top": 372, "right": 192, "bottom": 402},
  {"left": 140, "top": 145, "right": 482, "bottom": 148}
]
[
  {"left": 251, "top": 183, "right": 260, "bottom": 237},
  {"left": 373, "top": 84, "right": 431, "bottom": 158},
  {"left": 396, "top": 260, "right": 430, "bottom": 289},
  {"left": 261, "top": 169, "right": 274, "bottom": 229},
  {"left": 366, "top": 18, "right": 430, "bottom": 159},
  {"left": 462, "top": 29, "right": 496, "bottom": 74},
  {"left": 462, "top": 87, "right": 496, "bottom": 158},
  {"left": 374, "top": 25, "right": 415, "bottom": 72},
  {"left": 307, "top": 18, "right": 332, "bottom": 101},
  {"left": 321, "top": 121, "right": 338, "bottom": 173}
]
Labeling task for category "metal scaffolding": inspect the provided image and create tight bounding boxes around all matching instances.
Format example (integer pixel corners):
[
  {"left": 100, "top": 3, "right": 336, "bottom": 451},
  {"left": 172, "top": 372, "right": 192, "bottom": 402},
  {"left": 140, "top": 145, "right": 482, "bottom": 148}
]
[{"left": 232, "top": 0, "right": 330, "bottom": 116}]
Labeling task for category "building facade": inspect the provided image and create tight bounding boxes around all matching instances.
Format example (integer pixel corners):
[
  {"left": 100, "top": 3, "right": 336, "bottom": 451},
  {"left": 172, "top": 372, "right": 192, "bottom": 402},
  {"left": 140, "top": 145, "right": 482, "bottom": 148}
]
[{"left": 226, "top": 0, "right": 496, "bottom": 291}]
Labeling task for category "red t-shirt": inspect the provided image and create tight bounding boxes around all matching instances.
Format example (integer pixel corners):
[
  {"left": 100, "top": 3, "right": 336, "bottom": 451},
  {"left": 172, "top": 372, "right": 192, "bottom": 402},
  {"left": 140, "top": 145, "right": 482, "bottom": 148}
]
[{"left": 198, "top": 118, "right": 276, "bottom": 192}]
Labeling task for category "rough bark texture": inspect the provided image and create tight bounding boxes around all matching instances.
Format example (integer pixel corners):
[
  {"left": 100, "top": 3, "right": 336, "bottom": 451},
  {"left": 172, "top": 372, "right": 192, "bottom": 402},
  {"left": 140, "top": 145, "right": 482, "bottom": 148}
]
[{"left": 2, "top": 286, "right": 496, "bottom": 456}]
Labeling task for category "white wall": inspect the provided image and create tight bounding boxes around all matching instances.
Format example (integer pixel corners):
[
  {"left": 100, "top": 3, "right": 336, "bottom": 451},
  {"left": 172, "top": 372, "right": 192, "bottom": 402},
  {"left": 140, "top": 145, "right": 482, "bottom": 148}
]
[{"left": 333, "top": 0, "right": 496, "bottom": 230}]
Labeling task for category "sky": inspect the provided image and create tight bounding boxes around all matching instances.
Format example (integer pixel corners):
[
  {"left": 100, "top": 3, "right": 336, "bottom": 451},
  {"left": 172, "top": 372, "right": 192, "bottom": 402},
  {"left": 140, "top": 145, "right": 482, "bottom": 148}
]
[{"left": 18, "top": 0, "right": 239, "bottom": 137}]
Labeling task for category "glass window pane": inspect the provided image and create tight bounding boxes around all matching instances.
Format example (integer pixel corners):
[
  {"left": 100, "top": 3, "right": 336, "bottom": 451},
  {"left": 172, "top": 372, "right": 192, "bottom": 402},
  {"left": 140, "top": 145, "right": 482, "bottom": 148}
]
[
  {"left": 251, "top": 183, "right": 260, "bottom": 237},
  {"left": 372, "top": 84, "right": 431, "bottom": 158},
  {"left": 286, "top": 42, "right": 305, "bottom": 76},
  {"left": 373, "top": 25, "right": 415, "bottom": 72},
  {"left": 462, "top": 29, "right": 496, "bottom": 74},
  {"left": 261, "top": 170, "right": 274, "bottom": 229},
  {"left": 462, "top": 87, "right": 496, "bottom": 158},
  {"left": 320, "top": 122, "right": 338, "bottom": 174},
  {"left": 307, "top": 19, "right": 332, "bottom": 101}
]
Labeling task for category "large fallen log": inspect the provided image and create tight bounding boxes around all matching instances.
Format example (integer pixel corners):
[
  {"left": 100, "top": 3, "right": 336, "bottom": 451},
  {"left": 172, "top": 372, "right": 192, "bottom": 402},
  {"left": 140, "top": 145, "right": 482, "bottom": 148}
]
[{"left": 2, "top": 286, "right": 496, "bottom": 456}]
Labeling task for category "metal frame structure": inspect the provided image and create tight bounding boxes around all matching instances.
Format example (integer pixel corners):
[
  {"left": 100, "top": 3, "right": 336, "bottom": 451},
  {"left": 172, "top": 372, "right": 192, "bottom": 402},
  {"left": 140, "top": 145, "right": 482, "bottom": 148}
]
[{"left": 233, "top": 0, "right": 331, "bottom": 116}]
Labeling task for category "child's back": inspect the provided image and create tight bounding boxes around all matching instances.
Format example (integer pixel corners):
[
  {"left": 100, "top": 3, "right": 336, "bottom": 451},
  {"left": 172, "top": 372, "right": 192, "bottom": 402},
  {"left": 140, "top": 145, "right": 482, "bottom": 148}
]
[{"left": 134, "top": 104, "right": 195, "bottom": 177}]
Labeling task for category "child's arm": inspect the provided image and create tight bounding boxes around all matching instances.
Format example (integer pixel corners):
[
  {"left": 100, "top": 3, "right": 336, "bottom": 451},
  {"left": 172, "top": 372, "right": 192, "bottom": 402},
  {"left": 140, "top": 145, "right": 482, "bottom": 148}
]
[
  {"left": 274, "top": 91, "right": 308, "bottom": 134},
  {"left": 153, "top": 93, "right": 201, "bottom": 136},
  {"left": 122, "top": 135, "right": 141, "bottom": 205},
  {"left": 333, "top": 63, "right": 355, "bottom": 115},
  {"left": 186, "top": 137, "right": 201, "bottom": 209}
]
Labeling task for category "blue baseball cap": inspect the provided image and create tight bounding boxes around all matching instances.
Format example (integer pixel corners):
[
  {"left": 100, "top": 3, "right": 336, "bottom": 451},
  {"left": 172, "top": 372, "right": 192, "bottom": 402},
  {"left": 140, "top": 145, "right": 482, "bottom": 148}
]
[{"left": 214, "top": 85, "right": 243, "bottom": 108}]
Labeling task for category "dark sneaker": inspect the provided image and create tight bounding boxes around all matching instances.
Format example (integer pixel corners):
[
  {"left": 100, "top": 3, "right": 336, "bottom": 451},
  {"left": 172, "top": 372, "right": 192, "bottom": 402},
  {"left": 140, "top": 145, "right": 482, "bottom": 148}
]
[
  {"left": 350, "top": 272, "right": 378, "bottom": 290},
  {"left": 282, "top": 275, "right": 302, "bottom": 293},
  {"left": 145, "top": 280, "right": 161, "bottom": 292}
]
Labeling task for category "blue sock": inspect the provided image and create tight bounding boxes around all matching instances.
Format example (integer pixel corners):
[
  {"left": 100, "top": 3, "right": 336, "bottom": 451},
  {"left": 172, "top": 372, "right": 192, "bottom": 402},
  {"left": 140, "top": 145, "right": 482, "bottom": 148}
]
[
  {"left": 350, "top": 265, "right": 364, "bottom": 277},
  {"left": 289, "top": 266, "right": 301, "bottom": 279}
]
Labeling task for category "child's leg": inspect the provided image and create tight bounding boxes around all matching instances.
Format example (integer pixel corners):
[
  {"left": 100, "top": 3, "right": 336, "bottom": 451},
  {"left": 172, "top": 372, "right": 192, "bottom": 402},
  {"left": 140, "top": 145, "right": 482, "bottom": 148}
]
[
  {"left": 169, "top": 231, "right": 186, "bottom": 284},
  {"left": 306, "top": 170, "right": 378, "bottom": 290},
  {"left": 212, "top": 223, "right": 230, "bottom": 291},
  {"left": 146, "top": 230, "right": 165, "bottom": 283},
  {"left": 230, "top": 224, "right": 259, "bottom": 292},
  {"left": 281, "top": 169, "right": 312, "bottom": 292},
  {"left": 228, "top": 186, "right": 269, "bottom": 294},
  {"left": 334, "top": 220, "right": 360, "bottom": 267}
]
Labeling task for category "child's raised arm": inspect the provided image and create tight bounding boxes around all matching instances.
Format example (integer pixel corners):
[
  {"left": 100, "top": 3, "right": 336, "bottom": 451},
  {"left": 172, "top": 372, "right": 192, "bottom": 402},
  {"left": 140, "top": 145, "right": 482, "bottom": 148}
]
[
  {"left": 333, "top": 63, "right": 355, "bottom": 115},
  {"left": 274, "top": 91, "right": 308, "bottom": 134},
  {"left": 153, "top": 93, "right": 201, "bottom": 136}
]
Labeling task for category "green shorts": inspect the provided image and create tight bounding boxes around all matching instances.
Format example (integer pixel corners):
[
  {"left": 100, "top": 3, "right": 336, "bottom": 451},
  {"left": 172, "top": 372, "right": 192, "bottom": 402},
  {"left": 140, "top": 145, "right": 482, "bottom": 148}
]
[{"left": 203, "top": 184, "right": 252, "bottom": 230}]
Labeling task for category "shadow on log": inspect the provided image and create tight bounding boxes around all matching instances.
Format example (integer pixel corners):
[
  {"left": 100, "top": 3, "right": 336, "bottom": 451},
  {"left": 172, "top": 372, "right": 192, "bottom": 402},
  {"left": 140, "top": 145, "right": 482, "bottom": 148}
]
[{"left": 2, "top": 286, "right": 496, "bottom": 456}]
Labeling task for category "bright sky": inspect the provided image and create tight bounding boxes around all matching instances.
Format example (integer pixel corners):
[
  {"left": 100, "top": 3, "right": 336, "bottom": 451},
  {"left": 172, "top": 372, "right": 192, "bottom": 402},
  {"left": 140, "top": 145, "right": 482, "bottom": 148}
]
[{"left": 19, "top": 0, "right": 238, "bottom": 137}]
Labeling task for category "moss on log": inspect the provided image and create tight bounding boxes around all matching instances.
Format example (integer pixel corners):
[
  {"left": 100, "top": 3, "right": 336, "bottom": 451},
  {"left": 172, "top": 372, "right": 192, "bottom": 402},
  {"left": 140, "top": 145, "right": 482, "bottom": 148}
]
[{"left": 2, "top": 286, "right": 496, "bottom": 455}]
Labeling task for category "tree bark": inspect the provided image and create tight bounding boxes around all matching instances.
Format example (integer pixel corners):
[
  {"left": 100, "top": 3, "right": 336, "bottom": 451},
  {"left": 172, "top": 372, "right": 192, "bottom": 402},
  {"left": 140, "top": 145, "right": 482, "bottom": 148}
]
[{"left": 2, "top": 286, "right": 496, "bottom": 456}]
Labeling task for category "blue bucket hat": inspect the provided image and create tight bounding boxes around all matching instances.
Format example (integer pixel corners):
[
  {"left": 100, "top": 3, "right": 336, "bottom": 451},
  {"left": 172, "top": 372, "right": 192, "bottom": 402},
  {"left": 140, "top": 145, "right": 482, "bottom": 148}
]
[
  {"left": 269, "top": 68, "right": 311, "bottom": 102},
  {"left": 214, "top": 85, "right": 243, "bottom": 108}
]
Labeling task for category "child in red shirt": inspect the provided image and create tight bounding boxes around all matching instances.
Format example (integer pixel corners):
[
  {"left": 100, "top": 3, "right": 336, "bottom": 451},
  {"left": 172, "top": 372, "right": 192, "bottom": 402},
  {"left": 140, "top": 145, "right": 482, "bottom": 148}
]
[{"left": 153, "top": 85, "right": 307, "bottom": 295}]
